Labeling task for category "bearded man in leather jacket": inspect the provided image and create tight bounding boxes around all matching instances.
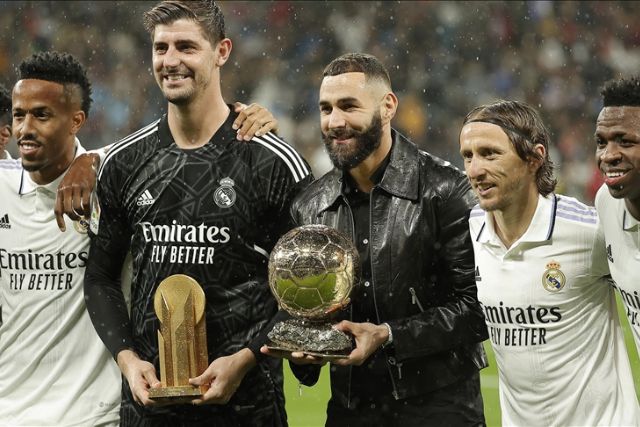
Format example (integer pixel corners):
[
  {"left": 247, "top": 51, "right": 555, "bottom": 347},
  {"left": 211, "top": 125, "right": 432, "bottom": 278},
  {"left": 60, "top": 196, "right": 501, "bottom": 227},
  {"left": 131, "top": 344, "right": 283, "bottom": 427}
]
[{"left": 264, "top": 53, "right": 488, "bottom": 426}]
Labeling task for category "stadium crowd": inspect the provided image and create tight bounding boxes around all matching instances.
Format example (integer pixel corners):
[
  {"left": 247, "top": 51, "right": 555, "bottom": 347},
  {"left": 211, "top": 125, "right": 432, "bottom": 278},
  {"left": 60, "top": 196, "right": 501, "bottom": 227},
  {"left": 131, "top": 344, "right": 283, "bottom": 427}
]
[{"left": 1, "top": 1, "right": 639, "bottom": 202}]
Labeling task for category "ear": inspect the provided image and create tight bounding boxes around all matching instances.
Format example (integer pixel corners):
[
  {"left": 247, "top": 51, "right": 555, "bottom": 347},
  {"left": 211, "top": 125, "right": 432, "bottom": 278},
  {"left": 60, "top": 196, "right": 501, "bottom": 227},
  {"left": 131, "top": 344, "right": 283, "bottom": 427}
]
[
  {"left": 215, "top": 38, "right": 232, "bottom": 67},
  {"left": 0, "top": 125, "right": 11, "bottom": 149},
  {"left": 529, "top": 143, "right": 546, "bottom": 172},
  {"left": 69, "top": 110, "right": 86, "bottom": 135},
  {"left": 380, "top": 92, "right": 398, "bottom": 125}
]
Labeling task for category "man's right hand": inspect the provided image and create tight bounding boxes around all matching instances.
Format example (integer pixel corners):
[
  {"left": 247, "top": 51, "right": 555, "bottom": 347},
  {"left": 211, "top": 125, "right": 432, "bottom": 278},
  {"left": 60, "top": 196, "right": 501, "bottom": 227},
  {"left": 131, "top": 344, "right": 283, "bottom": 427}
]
[
  {"left": 117, "top": 349, "right": 161, "bottom": 406},
  {"left": 55, "top": 152, "right": 98, "bottom": 231}
]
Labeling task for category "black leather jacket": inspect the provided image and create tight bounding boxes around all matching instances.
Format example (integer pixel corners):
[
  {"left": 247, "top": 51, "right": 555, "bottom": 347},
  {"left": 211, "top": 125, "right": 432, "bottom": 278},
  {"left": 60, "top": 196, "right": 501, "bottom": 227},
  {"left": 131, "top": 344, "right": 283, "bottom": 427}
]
[{"left": 291, "top": 130, "right": 488, "bottom": 401}]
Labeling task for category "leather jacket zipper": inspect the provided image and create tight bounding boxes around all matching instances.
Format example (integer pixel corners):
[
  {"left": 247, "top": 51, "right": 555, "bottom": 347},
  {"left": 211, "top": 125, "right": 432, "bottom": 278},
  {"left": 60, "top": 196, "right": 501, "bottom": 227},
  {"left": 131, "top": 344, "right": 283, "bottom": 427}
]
[{"left": 409, "top": 287, "right": 425, "bottom": 312}]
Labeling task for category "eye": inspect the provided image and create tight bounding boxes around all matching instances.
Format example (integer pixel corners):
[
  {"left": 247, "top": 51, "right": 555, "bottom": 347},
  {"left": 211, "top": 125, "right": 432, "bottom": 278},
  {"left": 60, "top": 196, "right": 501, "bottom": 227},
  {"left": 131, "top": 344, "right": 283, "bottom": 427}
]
[
  {"left": 595, "top": 137, "right": 606, "bottom": 148},
  {"left": 319, "top": 106, "right": 332, "bottom": 115}
]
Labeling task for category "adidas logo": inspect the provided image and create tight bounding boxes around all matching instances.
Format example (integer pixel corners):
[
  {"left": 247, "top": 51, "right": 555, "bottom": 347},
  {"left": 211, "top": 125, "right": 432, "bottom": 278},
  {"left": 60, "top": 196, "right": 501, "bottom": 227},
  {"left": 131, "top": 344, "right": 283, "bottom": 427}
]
[
  {"left": 475, "top": 266, "right": 482, "bottom": 282},
  {"left": 0, "top": 213, "right": 11, "bottom": 229},
  {"left": 136, "top": 190, "right": 155, "bottom": 206},
  {"left": 607, "top": 244, "right": 614, "bottom": 263}
]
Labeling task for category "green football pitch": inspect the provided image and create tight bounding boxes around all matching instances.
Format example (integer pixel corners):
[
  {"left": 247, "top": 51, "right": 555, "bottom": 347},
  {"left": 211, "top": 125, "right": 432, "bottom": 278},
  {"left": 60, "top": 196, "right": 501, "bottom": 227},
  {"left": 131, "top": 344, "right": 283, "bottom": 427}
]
[{"left": 283, "top": 295, "right": 640, "bottom": 427}]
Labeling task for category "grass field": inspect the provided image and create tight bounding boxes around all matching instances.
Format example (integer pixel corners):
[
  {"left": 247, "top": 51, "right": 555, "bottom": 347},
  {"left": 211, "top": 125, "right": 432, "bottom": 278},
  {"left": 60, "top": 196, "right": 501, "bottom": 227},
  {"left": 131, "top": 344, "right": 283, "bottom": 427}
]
[{"left": 283, "top": 295, "right": 640, "bottom": 427}]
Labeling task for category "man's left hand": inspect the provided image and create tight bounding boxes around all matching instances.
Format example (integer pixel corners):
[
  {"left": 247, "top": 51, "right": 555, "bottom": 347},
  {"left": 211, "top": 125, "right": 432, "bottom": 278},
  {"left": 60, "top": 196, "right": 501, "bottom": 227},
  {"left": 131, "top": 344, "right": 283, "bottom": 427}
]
[
  {"left": 55, "top": 153, "right": 98, "bottom": 231},
  {"left": 189, "top": 347, "right": 256, "bottom": 405},
  {"left": 232, "top": 102, "right": 278, "bottom": 141},
  {"left": 332, "top": 320, "right": 389, "bottom": 366}
]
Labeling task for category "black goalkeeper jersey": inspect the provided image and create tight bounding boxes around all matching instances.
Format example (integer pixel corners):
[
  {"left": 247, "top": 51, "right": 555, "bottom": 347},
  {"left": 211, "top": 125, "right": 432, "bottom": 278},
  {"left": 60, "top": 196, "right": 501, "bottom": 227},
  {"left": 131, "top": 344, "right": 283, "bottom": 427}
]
[{"left": 85, "top": 109, "right": 312, "bottom": 426}]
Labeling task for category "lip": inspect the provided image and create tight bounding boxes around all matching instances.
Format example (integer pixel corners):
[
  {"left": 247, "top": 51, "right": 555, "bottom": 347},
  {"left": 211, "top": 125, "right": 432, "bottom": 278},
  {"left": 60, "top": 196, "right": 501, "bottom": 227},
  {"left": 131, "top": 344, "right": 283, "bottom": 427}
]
[
  {"left": 474, "top": 183, "right": 495, "bottom": 198},
  {"left": 601, "top": 169, "right": 629, "bottom": 187},
  {"left": 18, "top": 141, "right": 41, "bottom": 156},
  {"left": 332, "top": 136, "right": 354, "bottom": 145}
]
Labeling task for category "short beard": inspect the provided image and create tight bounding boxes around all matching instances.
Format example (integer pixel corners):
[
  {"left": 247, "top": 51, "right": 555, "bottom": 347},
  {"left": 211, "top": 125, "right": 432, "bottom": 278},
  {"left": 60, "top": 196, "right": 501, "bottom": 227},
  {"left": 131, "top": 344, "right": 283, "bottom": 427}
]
[{"left": 322, "top": 113, "right": 383, "bottom": 170}]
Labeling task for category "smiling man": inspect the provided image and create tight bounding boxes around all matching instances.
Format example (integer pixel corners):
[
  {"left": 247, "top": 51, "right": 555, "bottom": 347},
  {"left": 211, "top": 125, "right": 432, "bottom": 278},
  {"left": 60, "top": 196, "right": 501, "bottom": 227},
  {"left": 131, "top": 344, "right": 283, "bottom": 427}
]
[
  {"left": 83, "top": 1, "right": 312, "bottom": 426},
  {"left": 460, "top": 100, "right": 638, "bottom": 426},
  {"left": 0, "top": 51, "right": 121, "bottom": 426},
  {"left": 595, "top": 77, "right": 640, "bottom": 354},
  {"left": 275, "top": 53, "right": 488, "bottom": 427}
]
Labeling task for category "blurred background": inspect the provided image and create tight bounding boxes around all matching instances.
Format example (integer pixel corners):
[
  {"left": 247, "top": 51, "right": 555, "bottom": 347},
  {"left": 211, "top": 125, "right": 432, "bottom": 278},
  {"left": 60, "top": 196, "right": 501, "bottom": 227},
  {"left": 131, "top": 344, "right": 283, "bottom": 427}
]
[
  {"left": 3, "top": 2, "right": 640, "bottom": 426},
  {"left": 3, "top": 1, "right": 639, "bottom": 203}
]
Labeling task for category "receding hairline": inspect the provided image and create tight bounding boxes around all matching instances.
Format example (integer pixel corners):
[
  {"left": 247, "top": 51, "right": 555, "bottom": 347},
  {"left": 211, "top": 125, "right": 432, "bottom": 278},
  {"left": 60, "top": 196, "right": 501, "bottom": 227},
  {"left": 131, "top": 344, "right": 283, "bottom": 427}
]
[{"left": 13, "top": 78, "right": 84, "bottom": 110}]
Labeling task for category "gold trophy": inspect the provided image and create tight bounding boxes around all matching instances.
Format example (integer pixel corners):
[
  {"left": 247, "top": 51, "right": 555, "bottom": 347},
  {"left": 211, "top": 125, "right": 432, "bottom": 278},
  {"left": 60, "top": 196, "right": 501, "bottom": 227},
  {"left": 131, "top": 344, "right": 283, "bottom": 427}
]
[
  {"left": 148, "top": 274, "right": 209, "bottom": 403},
  {"left": 266, "top": 225, "right": 360, "bottom": 359}
]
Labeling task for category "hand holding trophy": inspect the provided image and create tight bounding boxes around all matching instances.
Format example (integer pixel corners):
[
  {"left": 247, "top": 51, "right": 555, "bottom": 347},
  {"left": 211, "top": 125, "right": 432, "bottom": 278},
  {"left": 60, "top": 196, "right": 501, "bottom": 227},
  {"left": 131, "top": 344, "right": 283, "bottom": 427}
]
[{"left": 266, "top": 224, "right": 360, "bottom": 359}]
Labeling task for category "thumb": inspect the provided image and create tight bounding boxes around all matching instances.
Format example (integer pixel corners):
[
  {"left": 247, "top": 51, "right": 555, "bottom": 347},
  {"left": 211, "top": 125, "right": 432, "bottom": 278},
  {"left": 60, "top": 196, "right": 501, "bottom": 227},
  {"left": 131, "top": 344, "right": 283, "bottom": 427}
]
[
  {"left": 333, "top": 320, "right": 354, "bottom": 333},
  {"left": 233, "top": 102, "right": 245, "bottom": 112},
  {"left": 189, "top": 367, "right": 214, "bottom": 386},
  {"left": 142, "top": 368, "right": 161, "bottom": 389}
]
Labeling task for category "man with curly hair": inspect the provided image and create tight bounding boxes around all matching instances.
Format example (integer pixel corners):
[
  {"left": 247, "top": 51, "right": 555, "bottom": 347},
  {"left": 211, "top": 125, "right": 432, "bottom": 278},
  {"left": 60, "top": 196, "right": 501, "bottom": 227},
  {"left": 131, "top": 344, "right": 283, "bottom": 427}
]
[
  {"left": 0, "top": 84, "right": 11, "bottom": 159},
  {"left": 595, "top": 77, "right": 640, "bottom": 355},
  {"left": 0, "top": 51, "right": 121, "bottom": 426}
]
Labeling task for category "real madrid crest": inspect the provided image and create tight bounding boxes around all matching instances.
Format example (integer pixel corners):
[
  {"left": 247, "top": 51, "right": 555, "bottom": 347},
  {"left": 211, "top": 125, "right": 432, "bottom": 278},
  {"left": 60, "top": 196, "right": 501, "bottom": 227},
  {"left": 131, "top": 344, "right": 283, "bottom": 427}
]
[
  {"left": 214, "top": 177, "right": 236, "bottom": 208},
  {"left": 541, "top": 260, "right": 566, "bottom": 292},
  {"left": 73, "top": 217, "right": 90, "bottom": 234}
]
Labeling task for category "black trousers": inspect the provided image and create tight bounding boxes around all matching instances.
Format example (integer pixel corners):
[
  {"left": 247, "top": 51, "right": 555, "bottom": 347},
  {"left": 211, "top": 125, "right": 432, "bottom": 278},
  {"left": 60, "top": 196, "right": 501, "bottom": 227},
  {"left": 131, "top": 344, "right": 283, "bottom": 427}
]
[{"left": 325, "top": 371, "right": 485, "bottom": 427}]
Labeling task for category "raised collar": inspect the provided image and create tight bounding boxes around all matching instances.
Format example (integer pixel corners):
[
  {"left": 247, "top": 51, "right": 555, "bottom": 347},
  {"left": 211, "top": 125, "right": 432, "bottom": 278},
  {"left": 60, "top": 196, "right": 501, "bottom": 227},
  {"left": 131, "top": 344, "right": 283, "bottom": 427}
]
[
  {"left": 317, "top": 129, "right": 420, "bottom": 213},
  {"left": 476, "top": 193, "right": 557, "bottom": 247},
  {"left": 19, "top": 138, "right": 86, "bottom": 196}
]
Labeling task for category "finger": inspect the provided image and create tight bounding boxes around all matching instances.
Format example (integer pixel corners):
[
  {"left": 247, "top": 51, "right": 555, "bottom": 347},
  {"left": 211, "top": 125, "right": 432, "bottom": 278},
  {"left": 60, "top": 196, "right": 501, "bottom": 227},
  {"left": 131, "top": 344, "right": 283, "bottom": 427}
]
[
  {"left": 71, "top": 185, "right": 86, "bottom": 218},
  {"left": 54, "top": 191, "right": 67, "bottom": 232},
  {"left": 233, "top": 101, "right": 247, "bottom": 113},
  {"left": 189, "top": 369, "right": 214, "bottom": 386},
  {"left": 61, "top": 186, "right": 80, "bottom": 221},
  {"left": 232, "top": 107, "right": 249, "bottom": 130},
  {"left": 241, "top": 120, "right": 264, "bottom": 141},
  {"left": 141, "top": 367, "right": 161, "bottom": 389},
  {"left": 333, "top": 320, "right": 353, "bottom": 333}
]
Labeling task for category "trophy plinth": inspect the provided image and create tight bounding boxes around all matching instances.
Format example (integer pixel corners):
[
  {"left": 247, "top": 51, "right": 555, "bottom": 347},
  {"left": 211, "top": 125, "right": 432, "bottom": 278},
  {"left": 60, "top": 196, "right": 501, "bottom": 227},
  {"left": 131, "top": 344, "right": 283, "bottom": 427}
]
[
  {"left": 266, "top": 225, "right": 360, "bottom": 359},
  {"left": 148, "top": 274, "right": 208, "bottom": 403}
]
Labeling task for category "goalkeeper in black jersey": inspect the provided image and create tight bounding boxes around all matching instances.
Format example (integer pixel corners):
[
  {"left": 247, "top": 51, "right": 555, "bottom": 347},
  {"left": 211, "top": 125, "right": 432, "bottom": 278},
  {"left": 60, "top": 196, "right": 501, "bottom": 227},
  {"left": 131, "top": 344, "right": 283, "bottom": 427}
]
[{"left": 84, "top": 2, "right": 313, "bottom": 426}]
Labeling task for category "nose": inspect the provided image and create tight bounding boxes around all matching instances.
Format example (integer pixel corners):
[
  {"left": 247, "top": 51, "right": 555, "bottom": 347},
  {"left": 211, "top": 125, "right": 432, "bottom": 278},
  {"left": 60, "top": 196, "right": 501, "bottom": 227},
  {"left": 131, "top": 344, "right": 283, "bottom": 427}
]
[
  {"left": 466, "top": 156, "right": 486, "bottom": 180},
  {"left": 599, "top": 142, "right": 622, "bottom": 164},
  {"left": 163, "top": 46, "right": 180, "bottom": 68},
  {"left": 328, "top": 109, "right": 346, "bottom": 129},
  {"left": 16, "top": 114, "right": 36, "bottom": 140}
]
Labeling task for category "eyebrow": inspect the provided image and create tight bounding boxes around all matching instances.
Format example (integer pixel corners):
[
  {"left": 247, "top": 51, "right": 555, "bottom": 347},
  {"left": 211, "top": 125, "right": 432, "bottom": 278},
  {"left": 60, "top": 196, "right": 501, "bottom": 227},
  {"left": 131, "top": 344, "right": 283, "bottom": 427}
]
[{"left": 318, "top": 97, "right": 360, "bottom": 107}]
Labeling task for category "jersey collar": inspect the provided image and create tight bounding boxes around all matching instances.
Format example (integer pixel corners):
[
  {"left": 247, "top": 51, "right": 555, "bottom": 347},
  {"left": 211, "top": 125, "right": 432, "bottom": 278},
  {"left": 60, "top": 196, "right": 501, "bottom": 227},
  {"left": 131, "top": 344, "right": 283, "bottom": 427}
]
[
  {"left": 19, "top": 138, "right": 86, "bottom": 195},
  {"left": 157, "top": 106, "right": 238, "bottom": 149},
  {"left": 623, "top": 206, "right": 640, "bottom": 231},
  {"left": 476, "top": 193, "right": 557, "bottom": 246}
]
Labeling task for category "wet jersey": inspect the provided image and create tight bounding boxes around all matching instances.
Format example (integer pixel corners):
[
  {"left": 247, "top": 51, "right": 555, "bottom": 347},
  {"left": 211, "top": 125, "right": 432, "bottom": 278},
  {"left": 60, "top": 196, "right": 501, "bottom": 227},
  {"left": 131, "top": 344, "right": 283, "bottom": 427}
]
[
  {"left": 86, "top": 110, "right": 312, "bottom": 424},
  {"left": 0, "top": 145, "right": 120, "bottom": 426},
  {"left": 469, "top": 193, "right": 639, "bottom": 426},
  {"left": 596, "top": 184, "right": 640, "bottom": 355}
]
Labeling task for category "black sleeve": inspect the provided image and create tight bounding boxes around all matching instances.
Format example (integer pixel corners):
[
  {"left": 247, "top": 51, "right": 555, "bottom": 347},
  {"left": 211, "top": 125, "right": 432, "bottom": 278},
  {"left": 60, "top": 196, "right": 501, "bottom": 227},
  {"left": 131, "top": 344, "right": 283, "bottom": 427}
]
[
  {"left": 246, "top": 138, "right": 314, "bottom": 362},
  {"left": 84, "top": 165, "right": 134, "bottom": 359}
]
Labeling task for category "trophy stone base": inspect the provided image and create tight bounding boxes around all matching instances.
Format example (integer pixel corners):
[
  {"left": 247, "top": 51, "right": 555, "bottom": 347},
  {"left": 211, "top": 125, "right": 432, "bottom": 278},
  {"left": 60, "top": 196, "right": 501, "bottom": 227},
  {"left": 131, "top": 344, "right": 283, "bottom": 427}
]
[
  {"left": 266, "top": 318, "right": 352, "bottom": 359},
  {"left": 149, "top": 385, "right": 204, "bottom": 404}
]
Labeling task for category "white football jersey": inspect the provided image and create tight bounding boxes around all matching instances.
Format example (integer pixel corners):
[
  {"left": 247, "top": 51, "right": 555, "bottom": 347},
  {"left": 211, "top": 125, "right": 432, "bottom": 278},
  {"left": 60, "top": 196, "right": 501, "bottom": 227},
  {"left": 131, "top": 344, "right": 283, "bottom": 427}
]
[
  {"left": 596, "top": 184, "right": 640, "bottom": 355},
  {"left": 470, "top": 193, "right": 638, "bottom": 426},
  {"left": 0, "top": 144, "right": 120, "bottom": 426}
]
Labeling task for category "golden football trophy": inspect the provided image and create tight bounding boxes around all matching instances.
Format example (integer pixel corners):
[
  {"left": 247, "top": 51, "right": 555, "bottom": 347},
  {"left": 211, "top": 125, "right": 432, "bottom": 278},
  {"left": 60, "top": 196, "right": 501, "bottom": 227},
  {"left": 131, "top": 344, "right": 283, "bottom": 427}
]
[
  {"left": 266, "top": 225, "right": 360, "bottom": 358},
  {"left": 148, "top": 274, "right": 209, "bottom": 403}
]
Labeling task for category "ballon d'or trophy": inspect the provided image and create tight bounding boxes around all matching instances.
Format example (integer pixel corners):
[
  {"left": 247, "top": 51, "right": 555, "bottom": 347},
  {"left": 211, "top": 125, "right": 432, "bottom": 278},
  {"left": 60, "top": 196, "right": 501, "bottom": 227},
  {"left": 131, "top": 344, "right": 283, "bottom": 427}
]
[
  {"left": 148, "top": 274, "right": 209, "bottom": 403},
  {"left": 266, "top": 224, "right": 360, "bottom": 358}
]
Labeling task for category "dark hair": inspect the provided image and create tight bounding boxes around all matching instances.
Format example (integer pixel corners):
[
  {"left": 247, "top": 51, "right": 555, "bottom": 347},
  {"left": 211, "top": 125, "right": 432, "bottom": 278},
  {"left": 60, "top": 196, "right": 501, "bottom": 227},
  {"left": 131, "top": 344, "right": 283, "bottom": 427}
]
[
  {"left": 17, "top": 51, "right": 92, "bottom": 117},
  {"left": 601, "top": 76, "right": 640, "bottom": 107},
  {"left": 0, "top": 83, "right": 10, "bottom": 126},
  {"left": 144, "top": 0, "right": 225, "bottom": 46},
  {"left": 323, "top": 53, "right": 392, "bottom": 90},
  {"left": 463, "top": 100, "right": 557, "bottom": 196}
]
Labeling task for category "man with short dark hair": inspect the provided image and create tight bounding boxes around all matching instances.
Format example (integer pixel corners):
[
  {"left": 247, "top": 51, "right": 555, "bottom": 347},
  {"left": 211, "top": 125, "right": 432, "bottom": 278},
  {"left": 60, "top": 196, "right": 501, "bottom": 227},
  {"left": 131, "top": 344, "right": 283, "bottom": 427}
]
[
  {"left": 272, "top": 52, "right": 488, "bottom": 426},
  {"left": 460, "top": 99, "right": 638, "bottom": 425},
  {"left": 0, "top": 51, "right": 121, "bottom": 426},
  {"left": 0, "top": 83, "right": 12, "bottom": 159},
  {"left": 84, "top": 1, "right": 312, "bottom": 426},
  {"left": 595, "top": 76, "right": 640, "bottom": 354}
]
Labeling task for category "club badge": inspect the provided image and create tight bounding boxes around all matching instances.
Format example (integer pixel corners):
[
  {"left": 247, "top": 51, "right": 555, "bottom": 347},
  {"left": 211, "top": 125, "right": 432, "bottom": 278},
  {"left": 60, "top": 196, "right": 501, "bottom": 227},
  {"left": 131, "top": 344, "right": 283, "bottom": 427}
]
[
  {"left": 73, "top": 217, "right": 90, "bottom": 234},
  {"left": 214, "top": 177, "right": 236, "bottom": 208},
  {"left": 542, "top": 260, "right": 566, "bottom": 292}
]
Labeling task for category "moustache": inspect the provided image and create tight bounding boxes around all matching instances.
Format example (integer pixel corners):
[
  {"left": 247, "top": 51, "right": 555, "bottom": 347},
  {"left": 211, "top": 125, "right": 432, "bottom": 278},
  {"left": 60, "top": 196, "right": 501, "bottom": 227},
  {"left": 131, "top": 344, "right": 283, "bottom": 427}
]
[{"left": 324, "top": 128, "right": 357, "bottom": 141}]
